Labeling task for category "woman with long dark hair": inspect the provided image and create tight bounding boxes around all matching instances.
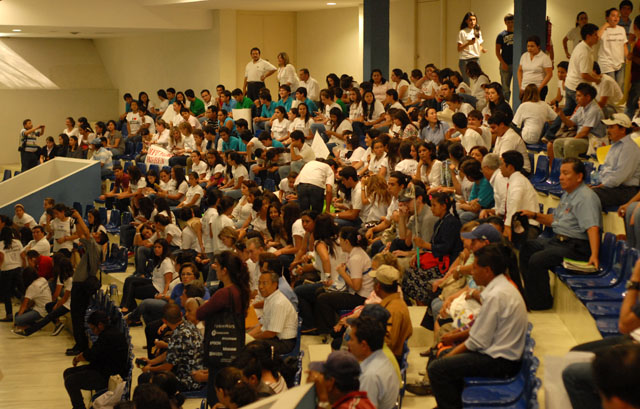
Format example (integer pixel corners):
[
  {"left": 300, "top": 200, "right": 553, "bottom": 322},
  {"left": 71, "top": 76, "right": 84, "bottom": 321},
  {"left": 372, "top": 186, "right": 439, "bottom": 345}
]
[
  {"left": 420, "top": 107, "right": 450, "bottom": 145},
  {"left": 457, "top": 11, "right": 486, "bottom": 84},
  {"left": 120, "top": 239, "right": 176, "bottom": 316},
  {"left": 391, "top": 68, "right": 411, "bottom": 105},
  {"left": 371, "top": 68, "right": 392, "bottom": 103},
  {"left": 196, "top": 251, "right": 251, "bottom": 406},
  {"left": 485, "top": 82, "right": 513, "bottom": 122}
]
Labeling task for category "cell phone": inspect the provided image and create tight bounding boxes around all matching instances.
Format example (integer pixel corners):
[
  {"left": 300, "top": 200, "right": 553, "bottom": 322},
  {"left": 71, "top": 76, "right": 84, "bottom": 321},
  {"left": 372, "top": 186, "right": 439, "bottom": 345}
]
[{"left": 135, "top": 358, "right": 147, "bottom": 367}]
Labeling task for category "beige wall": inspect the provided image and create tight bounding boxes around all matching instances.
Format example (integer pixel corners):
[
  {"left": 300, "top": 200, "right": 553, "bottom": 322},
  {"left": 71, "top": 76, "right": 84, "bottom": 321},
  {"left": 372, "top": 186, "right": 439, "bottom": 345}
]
[
  {"left": 296, "top": 7, "right": 361, "bottom": 84},
  {"left": 0, "top": 38, "right": 117, "bottom": 165},
  {"left": 94, "top": 29, "right": 220, "bottom": 112},
  {"left": 390, "top": 0, "right": 417, "bottom": 75}
]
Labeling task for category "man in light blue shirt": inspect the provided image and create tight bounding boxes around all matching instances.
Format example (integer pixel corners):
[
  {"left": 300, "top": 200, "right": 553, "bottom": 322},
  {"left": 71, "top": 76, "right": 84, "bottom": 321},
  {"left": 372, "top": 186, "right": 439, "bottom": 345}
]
[
  {"left": 592, "top": 113, "right": 640, "bottom": 208},
  {"left": 553, "top": 82, "right": 607, "bottom": 159},
  {"left": 90, "top": 137, "right": 113, "bottom": 179},
  {"left": 347, "top": 316, "right": 399, "bottom": 409},
  {"left": 428, "top": 244, "right": 527, "bottom": 409},
  {"left": 518, "top": 158, "right": 602, "bottom": 309}
]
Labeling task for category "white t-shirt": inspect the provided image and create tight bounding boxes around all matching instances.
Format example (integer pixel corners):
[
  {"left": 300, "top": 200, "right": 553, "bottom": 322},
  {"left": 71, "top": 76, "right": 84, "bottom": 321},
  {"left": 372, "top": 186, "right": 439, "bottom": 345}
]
[
  {"left": 395, "top": 79, "right": 411, "bottom": 104},
  {"left": 460, "top": 128, "right": 485, "bottom": 153},
  {"left": 212, "top": 214, "right": 234, "bottom": 254},
  {"left": 13, "top": 213, "right": 36, "bottom": 229},
  {"left": 51, "top": 218, "right": 75, "bottom": 252},
  {"left": 394, "top": 159, "right": 418, "bottom": 177},
  {"left": 512, "top": 101, "right": 557, "bottom": 144},
  {"left": 519, "top": 51, "right": 553, "bottom": 88},
  {"left": 0, "top": 239, "right": 23, "bottom": 271},
  {"left": 295, "top": 160, "right": 335, "bottom": 189},
  {"left": 368, "top": 154, "right": 389, "bottom": 176},
  {"left": 191, "top": 160, "right": 208, "bottom": 177},
  {"left": 291, "top": 219, "right": 305, "bottom": 241},
  {"left": 231, "top": 165, "right": 249, "bottom": 185},
  {"left": 494, "top": 129, "right": 531, "bottom": 173},
  {"left": 271, "top": 118, "right": 291, "bottom": 142},
  {"left": 565, "top": 26, "right": 582, "bottom": 53},
  {"left": 181, "top": 223, "right": 202, "bottom": 253},
  {"left": 232, "top": 198, "right": 253, "bottom": 226},
  {"left": 291, "top": 117, "right": 312, "bottom": 137},
  {"left": 152, "top": 258, "right": 176, "bottom": 294},
  {"left": 471, "top": 75, "right": 490, "bottom": 110},
  {"left": 144, "top": 115, "right": 156, "bottom": 134},
  {"left": 184, "top": 184, "right": 204, "bottom": 207},
  {"left": 25, "top": 277, "right": 52, "bottom": 317},
  {"left": 349, "top": 102, "right": 363, "bottom": 121},
  {"left": 24, "top": 237, "right": 51, "bottom": 257},
  {"left": 299, "top": 77, "right": 320, "bottom": 101},
  {"left": 419, "top": 159, "right": 443, "bottom": 187},
  {"left": 596, "top": 74, "right": 624, "bottom": 104},
  {"left": 565, "top": 41, "right": 595, "bottom": 91},
  {"left": 295, "top": 143, "right": 316, "bottom": 163},
  {"left": 345, "top": 247, "right": 373, "bottom": 298},
  {"left": 328, "top": 120, "right": 352, "bottom": 147},
  {"left": 458, "top": 27, "right": 484, "bottom": 59},
  {"left": 245, "top": 58, "right": 277, "bottom": 82},
  {"left": 126, "top": 112, "right": 143, "bottom": 135},
  {"left": 598, "top": 25, "right": 628, "bottom": 73}
]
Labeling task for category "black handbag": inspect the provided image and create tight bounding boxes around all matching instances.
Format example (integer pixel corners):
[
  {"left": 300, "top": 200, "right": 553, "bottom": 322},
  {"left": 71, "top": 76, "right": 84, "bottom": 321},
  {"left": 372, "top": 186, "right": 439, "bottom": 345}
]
[{"left": 203, "top": 289, "right": 246, "bottom": 368}]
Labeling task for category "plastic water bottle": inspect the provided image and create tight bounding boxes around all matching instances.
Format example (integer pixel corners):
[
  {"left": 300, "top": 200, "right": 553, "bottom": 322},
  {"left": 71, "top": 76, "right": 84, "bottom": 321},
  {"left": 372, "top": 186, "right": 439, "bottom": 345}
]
[{"left": 590, "top": 168, "right": 600, "bottom": 186}]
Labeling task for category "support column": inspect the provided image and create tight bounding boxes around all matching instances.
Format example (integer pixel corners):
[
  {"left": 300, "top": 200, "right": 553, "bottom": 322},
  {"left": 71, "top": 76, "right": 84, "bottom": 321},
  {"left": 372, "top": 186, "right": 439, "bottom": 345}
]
[
  {"left": 512, "top": 0, "right": 547, "bottom": 109},
  {"left": 363, "top": 0, "right": 389, "bottom": 80}
]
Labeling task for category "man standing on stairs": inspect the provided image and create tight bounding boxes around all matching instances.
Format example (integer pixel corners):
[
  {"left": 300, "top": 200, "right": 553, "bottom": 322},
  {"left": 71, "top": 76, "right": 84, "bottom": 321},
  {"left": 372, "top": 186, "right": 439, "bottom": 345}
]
[
  {"left": 66, "top": 208, "right": 103, "bottom": 356},
  {"left": 19, "top": 119, "right": 45, "bottom": 172}
]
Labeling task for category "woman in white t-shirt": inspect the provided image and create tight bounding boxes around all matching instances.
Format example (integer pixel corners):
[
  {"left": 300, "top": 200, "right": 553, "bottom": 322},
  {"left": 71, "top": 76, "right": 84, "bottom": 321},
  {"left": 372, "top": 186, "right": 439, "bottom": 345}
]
[
  {"left": 337, "top": 133, "right": 367, "bottom": 171},
  {"left": 157, "top": 166, "right": 187, "bottom": 206},
  {"left": 0, "top": 227, "right": 24, "bottom": 321},
  {"left": 271, "top": 106, "right": 291, "bottom": 143},
  {"left": 13, "top": 204, "right": 36, "bottom": 230},
  {"left": 156, "top": 89, "right": 170, "bottom": 117},
  {"left": 367, "top": 138, "right": 389, "bottom": 179},
  {"left": 177, "top": 171, "right": 204, "bottom": 208},
  {"left": 272, "top": 204, "right": 305, "bottom": 267},
  {"left": 190, "top": 151, "right": 208, "bottom": 179},
  {"left": 202, "top": 150, "right": 226, "bottom": 189},
  {"left": 598, "top": 8, "right": 629, "bottom": 89},
  {"left": 62, "top": 117, "right": 79, "bottom": 139},
  {"left": 371, "top": 69, "right": 393, "bottom": 103},
  {"left": 353, "top": 91, "right": 385, "bottom": 140},
  {"left": 213, "top": 197, "right": 236, "bottom": 254},
  {"left": 347, "top": 89, "right": 363, "bottom": 122},
  {"left": 180, "top": 206, "right": 204, "bottom": 254},
  {"left": 232, "top": 182, "right": 256, "bottom": 229},
  {"left": 512, "top": 84, "right": 558, "bottom": 144},
  {"left": 360, "top": 175, "right": 392, "bottom": 226},
  {"left": 394, "top": 141, "right": 419, "bottom": 177},
  {"left": 276, "top": 52, "right": 299, "bottom": 90},
  {"left": 517, "top": 35, "right": 553, "bottom": 100},
  {"left": 221, "top": 151, "right": 249, "bottom": 200},
  {"left": 13, "top": 268, "right": 51, "bottom": 328},
  {"left": 326, "top": 107, "right": 353, "bottom": 151},
  {"left": 563, "top": 11, "right": 589, "bottom": 59},
  {"left": 391, "top": 69, "right": 411, "bottom": 105},
  {"left": 466, "top": 61, "right": 491, "bottom": 112},
  {"left": 457, "top": 12, "right": 486, "bottom": 84},
  {"left": 415, "top": 141, "right": 442, "bottom": 188},
  {"left": 120, "top": 239, "right": 175, "bottom": 315},
  {"left": 290, "top": 103, "right": 313, "bottom": 142},
  {"left": 19, "top": 256, "right": 73, "bottom": 336},
  {"left": 314, "top": 227, "right": 373, "bottom": 334},
  {"left": 47, "top": 204, "right": 76, "bottom": 256}
]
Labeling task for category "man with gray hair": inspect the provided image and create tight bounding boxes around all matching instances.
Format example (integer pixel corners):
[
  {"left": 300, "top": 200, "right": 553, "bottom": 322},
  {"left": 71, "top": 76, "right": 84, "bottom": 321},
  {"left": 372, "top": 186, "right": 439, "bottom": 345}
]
[{"left": 479, "top": 153, "right": 506, "bottom": 220}]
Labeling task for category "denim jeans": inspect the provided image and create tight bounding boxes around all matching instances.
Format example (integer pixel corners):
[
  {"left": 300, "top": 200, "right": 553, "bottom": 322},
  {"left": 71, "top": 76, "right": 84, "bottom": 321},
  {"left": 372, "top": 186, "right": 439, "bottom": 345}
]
[
  {"left": 310, "top": 123, "right": 328, "bottom": 142},
  {"left": 428, "top": 350, "right": 521, "bottom": 409},
  {"left": 605, "top": 66, "right": 625, "bottom": 91},
  {"left": 500, "top": 65, "right": 513, "bottom": 103},
  {"left": 14, "top": 309, "right": 42, "bottom": 327},
  {"left": 24, "top": 301, "right": 70, "bottom": 335},
  {"left": 137, "top": 298, "right": 168, "bottom": 324},
  {"left": 297, "top": 183, "right": 325, "bottom": 213}
]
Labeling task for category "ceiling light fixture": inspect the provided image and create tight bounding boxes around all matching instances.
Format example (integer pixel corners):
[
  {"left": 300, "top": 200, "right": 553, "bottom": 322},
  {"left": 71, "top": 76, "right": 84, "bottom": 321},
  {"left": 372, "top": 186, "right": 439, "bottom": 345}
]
[
  {"left": 327, "top": 2, "right": 336, "bottom": 5},
  {"left": 12, "top": 29, "right": 21, "bottom": 32}
]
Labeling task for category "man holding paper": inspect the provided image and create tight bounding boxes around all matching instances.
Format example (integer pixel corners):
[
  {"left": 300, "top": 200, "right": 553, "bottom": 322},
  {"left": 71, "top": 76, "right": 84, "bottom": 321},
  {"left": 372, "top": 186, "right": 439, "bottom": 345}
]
[{"left": 517, "top": 158, "right": 602, "bottom": 310}]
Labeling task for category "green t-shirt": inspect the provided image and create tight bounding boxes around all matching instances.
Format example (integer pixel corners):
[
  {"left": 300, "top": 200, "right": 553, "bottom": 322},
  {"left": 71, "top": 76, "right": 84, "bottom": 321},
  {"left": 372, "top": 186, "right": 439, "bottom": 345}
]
[
  {"left": 189, "top": 98, "right": 205, "bottom": 116},
  {"left": 239, "top": 96, "right": 254, "bottom": 109},
  {"left": 336, "top": 98, "right": 348, "bottom": 114}
]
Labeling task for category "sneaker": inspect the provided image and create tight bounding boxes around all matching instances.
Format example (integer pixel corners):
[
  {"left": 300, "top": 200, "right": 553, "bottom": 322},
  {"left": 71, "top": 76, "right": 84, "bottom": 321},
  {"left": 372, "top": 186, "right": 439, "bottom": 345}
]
[
  {"left": 51, "top": 321, "right": 65, "bottom": 336},
  {"left": 11, "top": 329, "right": 27, "bottom": 337},
  {"left": 0, "top": 317, "right": 13, "bottom": 322},
  {"left": 405, "top": 381, "right": 433, "bottom": 396},
  {"left": 66, "top": 347, "right": 82, "bottom": 356}
]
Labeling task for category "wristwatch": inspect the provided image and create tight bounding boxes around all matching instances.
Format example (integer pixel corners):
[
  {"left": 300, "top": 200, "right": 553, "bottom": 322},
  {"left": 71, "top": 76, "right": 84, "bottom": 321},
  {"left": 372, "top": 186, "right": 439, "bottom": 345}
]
[
  {"left": 626, "top": 280, "right": 640, "bottom": 291},
  {"left": 318, "top": 401, "right": 331, "bottom": 409}
]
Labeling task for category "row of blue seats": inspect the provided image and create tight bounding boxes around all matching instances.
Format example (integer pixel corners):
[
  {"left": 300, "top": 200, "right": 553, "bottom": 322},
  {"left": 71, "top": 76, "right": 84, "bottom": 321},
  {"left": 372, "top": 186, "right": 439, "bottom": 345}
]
[
  {"left": 2, "top": 169, "right": 20, "bottom": 181},
  {"left": 462, "top": 323, "right": 540, "bottom": 408},
  {"left": 556, "top": 232, "right": 637, "bottom": 338}
]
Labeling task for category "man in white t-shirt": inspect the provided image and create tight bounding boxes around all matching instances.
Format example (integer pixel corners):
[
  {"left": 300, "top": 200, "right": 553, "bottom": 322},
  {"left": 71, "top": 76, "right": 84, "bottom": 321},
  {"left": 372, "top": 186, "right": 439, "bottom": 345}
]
[
  {"left": 489, "top": 111, "right": 531, "bottom": 173},
  {"left": 281, "top": 130, "right": 315, "bottom": 178},
  {"left": 451, "top": 112, "right": 485, "bottom": 153},
  {"left": 21, "top": 225, "right": 51, "bottom": 259},
  {"left": 298, "top": 68, "right": 320, "bottom": 102},
  {"left": 594, "top": 62, "right": 624, "bottom": 118},
  {"left": 546, "top": 23, "right": 601, "bottom": 141},
  {"left": 243, "top": 47, "right": 277, "bottom": 101},
  {"left": 332, "top": 166, "right": 363, "bottom": 227},
  {"left": 295, "top": 159, "right": 336, "bottom": 214}
]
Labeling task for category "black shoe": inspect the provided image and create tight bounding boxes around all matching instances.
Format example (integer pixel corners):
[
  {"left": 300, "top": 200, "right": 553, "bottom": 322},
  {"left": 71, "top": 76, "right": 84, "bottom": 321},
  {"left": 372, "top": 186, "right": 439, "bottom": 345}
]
[
  {"left": 66, "top": 348, "right": 82, "bottom": 356},
  {"left": 405, "top": 381, "right": 433, "bottom": 396},
  {"left": 0, "top": 317, "right": 13, "bottom": 322}
]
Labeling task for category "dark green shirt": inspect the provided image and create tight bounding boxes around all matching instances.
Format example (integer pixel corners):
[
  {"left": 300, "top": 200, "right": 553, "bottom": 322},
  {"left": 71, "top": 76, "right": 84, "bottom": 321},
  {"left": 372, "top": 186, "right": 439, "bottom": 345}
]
[{"left": 189, "top": 98, "right": 205, "bottom": 116}]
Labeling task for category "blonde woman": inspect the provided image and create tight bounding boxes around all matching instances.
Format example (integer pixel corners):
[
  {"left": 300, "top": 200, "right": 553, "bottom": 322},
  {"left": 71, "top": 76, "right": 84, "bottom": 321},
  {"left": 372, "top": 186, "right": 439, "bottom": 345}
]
[
  {"left": 360, "top": 174, "right": 392, "bottom": 227},
  {"left": 276, "top": 52, "right": 299, "bottom": 91}
]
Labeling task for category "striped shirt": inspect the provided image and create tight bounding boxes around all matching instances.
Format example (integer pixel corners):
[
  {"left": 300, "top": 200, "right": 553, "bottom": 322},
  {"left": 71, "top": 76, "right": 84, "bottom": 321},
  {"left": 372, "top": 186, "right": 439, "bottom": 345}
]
[{"left": 20, "top": 128, "right": 40, "bottom": 152}]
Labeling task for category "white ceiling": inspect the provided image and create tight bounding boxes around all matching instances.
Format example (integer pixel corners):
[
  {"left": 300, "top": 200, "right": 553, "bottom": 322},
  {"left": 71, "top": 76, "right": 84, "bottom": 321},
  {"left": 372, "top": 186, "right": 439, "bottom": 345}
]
[{"left": 0, "top": 0, "right": 363, "bottom": 38}]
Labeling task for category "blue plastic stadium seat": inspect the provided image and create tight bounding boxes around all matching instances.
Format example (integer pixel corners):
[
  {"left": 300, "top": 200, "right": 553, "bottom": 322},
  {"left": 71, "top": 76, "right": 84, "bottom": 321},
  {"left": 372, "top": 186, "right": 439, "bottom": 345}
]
[
  {"left": 575, "top": 248, "right": 640, "bottom": 303},
  {"left": 557, "top": 238, "right": 625, "bottom": 282},
  {"left": 528, "top": 155, "right": 549, "bottom": 185},
  {"left": 2, "top": 169, "right": 11, "bottom": 181},
  {"left": 534, "top": 158, "right": 562, "bottom": 193},
  {"left": 136, "top": 163, "right": 147, "bottom": 175},
  {"left": 98, "top": 207, "right": 109, "bottom": 226},
  {"left": 586, "top": 301, "right": 621, "bottom": 317},
  {"left": 596, "top": 317, "right": 622, "bottom": 337},
  {"left": 526, "top": 143, "right": 546, "bottom": 153},
  {"left": 563, "top": 233, "right": 619, "bottom": 289},
  {"left": 148, "top": 164, "right": 160, "bottom": 174}
]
